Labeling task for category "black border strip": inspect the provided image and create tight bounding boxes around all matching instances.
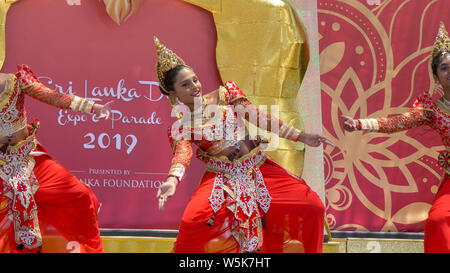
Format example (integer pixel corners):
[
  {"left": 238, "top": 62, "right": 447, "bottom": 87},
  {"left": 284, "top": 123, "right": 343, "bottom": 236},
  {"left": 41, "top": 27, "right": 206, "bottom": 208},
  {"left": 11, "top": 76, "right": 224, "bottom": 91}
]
[{"left": 100, "top": 229, "right": 424, "bottom": 240}]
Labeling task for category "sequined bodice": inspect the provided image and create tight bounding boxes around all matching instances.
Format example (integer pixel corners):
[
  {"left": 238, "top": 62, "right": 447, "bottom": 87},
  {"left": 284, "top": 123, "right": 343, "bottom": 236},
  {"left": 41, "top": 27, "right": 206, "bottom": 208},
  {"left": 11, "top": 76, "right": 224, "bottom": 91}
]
[
  {"left": 171, "top": 103, "right": 247, "bottom": 155},
  {"left": 0, "top": 73, "right": 27, "bottom": 137}
]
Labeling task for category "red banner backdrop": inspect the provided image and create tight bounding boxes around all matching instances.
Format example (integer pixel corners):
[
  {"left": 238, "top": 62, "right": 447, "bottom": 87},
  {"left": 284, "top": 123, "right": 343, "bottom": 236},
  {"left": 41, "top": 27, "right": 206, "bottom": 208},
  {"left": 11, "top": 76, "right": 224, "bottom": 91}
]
[
  {"left": 4, "top": 0, "right": 447, "bottom": 234},
  {"left": 319, "top": 0, "right": 448, "bottom": 232},
  {"left": 3, "top": 0, "right": 221, "bottom": 229}
]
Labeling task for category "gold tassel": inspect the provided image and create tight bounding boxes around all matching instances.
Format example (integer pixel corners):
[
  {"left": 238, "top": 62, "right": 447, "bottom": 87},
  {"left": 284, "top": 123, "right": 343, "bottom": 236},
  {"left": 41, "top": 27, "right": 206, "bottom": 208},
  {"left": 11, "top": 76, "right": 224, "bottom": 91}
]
[{"left": 100, "top": 0, "right": 142, "bottom": 25}]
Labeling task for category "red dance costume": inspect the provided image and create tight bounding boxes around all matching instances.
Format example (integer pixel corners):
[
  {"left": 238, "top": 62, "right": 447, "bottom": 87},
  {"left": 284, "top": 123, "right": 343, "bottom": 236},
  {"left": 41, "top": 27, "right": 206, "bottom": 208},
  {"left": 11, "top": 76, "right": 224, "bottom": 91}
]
[
  {"left": 357, "top": 92, "right": 450, "bottom": 253},
  {"left": 167, "top": 81, "right": 325, "bottom": 253},
  {"left": 0, "top": 65, "right": 103, "bottom": 253}
]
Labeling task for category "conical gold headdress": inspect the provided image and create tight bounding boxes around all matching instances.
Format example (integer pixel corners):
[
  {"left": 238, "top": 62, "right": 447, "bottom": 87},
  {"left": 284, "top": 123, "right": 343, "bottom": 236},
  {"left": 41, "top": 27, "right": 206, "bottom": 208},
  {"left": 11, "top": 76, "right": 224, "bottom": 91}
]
[
  {"left": 432, "top": 22, "right": 450, "bottom": 60},
  {"left": 154, "top": 36, "right": 186, "bottom": 94}
]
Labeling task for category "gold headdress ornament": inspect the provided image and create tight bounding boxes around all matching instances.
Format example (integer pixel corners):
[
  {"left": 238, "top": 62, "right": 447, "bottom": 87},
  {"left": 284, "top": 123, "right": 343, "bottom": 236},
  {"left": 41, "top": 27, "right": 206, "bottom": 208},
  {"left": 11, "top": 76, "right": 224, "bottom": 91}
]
[
  {"left": 432, "top": 22, "right": 450, "bottom": 60},
  {"left": 154, "top": 36, "right": 186, "bottom": 95}
]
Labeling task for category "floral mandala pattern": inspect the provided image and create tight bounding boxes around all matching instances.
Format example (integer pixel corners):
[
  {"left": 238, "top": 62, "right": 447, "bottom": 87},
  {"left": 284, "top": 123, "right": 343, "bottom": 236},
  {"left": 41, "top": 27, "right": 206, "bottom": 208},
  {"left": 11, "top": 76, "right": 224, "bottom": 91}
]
[{"left": 319, "top": 0, "right": 448, "bottom": 232}]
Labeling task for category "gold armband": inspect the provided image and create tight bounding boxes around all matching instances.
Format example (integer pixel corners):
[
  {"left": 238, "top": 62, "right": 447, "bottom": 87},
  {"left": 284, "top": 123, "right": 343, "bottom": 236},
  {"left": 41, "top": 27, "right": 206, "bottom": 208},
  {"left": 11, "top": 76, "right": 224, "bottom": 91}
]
[
  {"left": 168, "top": 163, "right": 186, "bottom": 182},
  {"left": 279, "top": 124, "right": 303, "bottom": 142},
  {"left": 70, "top": 96, "right": 95, "bottom": 114},
  {"left": 357, "top": 118, "right": 380, "bottom": 132}
]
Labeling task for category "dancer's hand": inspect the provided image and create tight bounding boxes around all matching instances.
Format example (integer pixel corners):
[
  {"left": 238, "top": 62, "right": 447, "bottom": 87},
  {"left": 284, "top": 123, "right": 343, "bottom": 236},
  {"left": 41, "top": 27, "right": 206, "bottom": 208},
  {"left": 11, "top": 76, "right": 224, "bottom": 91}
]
[
  {"left": 93, "top": 101, "right": 113, "bottom": 120},
  {"left": 300, "top": 133, "right": 334, "bottom": 147},
  {"left": 341, "top": 115, "right": 360, "bottom": 132},
  {"left": 156, "top": 177, "right": 178, "bottom": 210}
]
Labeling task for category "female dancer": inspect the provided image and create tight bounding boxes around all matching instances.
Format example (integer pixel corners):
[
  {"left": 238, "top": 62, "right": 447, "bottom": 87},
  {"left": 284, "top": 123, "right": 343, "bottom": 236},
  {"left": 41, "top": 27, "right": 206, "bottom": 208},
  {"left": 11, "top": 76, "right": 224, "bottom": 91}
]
[
  {"left": 154, "top": 37, "right": 332, "bottom": 253},
  {"left": 341, "top": 23, "right": 450, "bottom": 252},
  {"left": 0, "top": 64, "right": 111, "bottom": 253}
]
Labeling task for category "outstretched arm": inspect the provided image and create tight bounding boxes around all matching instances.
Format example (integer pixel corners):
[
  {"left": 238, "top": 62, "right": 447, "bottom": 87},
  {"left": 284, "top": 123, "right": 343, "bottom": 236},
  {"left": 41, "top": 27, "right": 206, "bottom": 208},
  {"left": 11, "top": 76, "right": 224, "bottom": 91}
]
[
  {"left": 224, "top": 81, "right": 333, "bottom": 147},
  {"left": 16, "top": 65, "right": 112, "bottom": 119},
  {"left": 342, "top": 99, "right": 432, "bottom": 134},
  {"left": 235, "top": 101, "right": 332, "bottom": 146},
  {"left": 157, "top": 127, "right": 193, "bottom": 210}
]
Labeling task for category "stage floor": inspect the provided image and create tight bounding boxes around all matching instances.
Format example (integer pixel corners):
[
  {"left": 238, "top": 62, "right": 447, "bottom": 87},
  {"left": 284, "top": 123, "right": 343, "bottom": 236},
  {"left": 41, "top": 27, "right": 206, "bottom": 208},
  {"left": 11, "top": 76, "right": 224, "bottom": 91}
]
[{"left": 99, "top": 230, "right": 425, "bottom": 253}]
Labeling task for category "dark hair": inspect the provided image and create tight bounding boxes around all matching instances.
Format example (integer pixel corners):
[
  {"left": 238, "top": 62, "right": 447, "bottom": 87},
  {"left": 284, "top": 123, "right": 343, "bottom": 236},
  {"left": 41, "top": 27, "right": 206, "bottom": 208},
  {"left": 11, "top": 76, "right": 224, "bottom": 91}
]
[
  {"left": 431, "top": 51, "right": 450, "bottom": 76},
  {"left": 159, "top": 65, "right": 190, "bottom": 95}
]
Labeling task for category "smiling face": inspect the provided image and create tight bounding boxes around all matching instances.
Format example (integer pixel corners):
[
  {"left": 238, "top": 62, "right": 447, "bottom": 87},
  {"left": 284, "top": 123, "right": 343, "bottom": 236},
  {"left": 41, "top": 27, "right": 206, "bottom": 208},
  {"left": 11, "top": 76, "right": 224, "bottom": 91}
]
[
  {"left": 170, "top": 67, "right": 202, "bottom": 105},
  {"left": 434, "top": 53, "right": 450, "bottom": 92}
]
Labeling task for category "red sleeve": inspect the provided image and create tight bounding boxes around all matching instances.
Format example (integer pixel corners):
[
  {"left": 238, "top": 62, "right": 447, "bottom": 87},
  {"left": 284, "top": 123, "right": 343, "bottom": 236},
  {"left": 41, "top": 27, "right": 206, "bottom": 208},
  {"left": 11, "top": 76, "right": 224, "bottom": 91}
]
[
  {"left": 358, "top": 93, "right": 433, "bottom": 133},
  {"left": 16, "top": 64, "right": 95, "bottom": 113},
  {"left": 223, "top": 81, "right": 303, "bottom": 142},
  {"left": 167, "top": 126, "right": 193, "bottom": 182}
]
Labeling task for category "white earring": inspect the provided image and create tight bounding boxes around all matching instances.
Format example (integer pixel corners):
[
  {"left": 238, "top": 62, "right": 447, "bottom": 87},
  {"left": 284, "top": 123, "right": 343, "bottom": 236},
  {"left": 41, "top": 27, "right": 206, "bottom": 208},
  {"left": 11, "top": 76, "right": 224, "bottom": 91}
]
[
  {"left": 176, "top": 98, "right": 185, "bottom": 105},
  {"left": 434, "top": 82, "right": 443, "bottom": 96}
]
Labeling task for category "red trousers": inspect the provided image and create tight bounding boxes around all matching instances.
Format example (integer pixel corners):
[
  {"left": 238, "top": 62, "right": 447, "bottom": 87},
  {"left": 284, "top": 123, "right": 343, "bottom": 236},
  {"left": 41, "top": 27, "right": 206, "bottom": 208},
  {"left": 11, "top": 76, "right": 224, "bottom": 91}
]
[
  {"left": 0, "top": 153, "right": 103, "bottom": 253},
  {"left": 424, "top": 173, "right": 450, "bottom": 253},
  {"left": 174, "top": 159, "right": 325, "bottom": 253}
]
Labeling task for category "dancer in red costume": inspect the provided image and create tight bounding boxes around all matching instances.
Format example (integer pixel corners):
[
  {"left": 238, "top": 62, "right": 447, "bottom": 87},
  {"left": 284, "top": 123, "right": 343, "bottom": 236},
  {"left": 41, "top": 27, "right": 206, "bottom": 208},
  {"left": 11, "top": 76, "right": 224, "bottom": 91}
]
[
  {"left": 0, "top": 65, "right": 111, "bottom": 253},
  {"left": 154, "top": 37, "right": 332, "bottom": 253},
  {"left": 341, "top": 23, "right": 450, "bottom": 253}
]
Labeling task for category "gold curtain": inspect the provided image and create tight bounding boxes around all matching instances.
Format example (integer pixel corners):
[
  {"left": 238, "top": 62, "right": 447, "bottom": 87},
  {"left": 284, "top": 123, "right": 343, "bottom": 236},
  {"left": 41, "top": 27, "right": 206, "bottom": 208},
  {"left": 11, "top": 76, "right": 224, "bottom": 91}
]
[
  {"left": 0, "top": 0, "right": 21, "bottom": 70},
  {"left": 183, "top": 0, "right": 309, "bottom": 177}
]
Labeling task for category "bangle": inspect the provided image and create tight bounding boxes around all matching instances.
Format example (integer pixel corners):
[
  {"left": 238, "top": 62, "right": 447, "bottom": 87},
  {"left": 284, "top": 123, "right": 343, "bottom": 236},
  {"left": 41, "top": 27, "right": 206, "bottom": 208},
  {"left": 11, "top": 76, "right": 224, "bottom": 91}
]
[
  {"left": 294, "top": 132, "right": 303, "bottom": 142},
  {"left": 357, "top": 119, "right": 362, "bottom": 130},
  {"left": 70, "top": 97, "right": 95, "bottom": 114},
  {"left": 288, "top": 128, "right": 303, "bottom": 142},
  {"left": 168, "top": 163, "right": 185, "bottom": 182},
  {"left": 280, "top": 124, "right": 304, "bottom": 142},
  {"left": 166, "top": 176, "right": 180, "bottom": 185},
  {"left": 358, "top": 118, "right": 380, "bottom": 131}
]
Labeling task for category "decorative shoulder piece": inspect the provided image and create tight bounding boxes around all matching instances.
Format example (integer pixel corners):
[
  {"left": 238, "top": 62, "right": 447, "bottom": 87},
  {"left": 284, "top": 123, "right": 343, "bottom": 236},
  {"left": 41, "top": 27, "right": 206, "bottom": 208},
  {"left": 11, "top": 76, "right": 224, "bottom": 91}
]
[
  {"left": 412, "top": 93, "right": 433, "bottom": 109},
  {"left": 154, "top": 37, "right": 187, "bottom": 94},
  {"left": 16, "top": 64, "right": 41, "bottom": 88},
  {"left": 224, "top": 81, "right": 247, "bottom": 104},
  {"left": 432, "top": 22, "right": 450, "bottom": 60}
]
